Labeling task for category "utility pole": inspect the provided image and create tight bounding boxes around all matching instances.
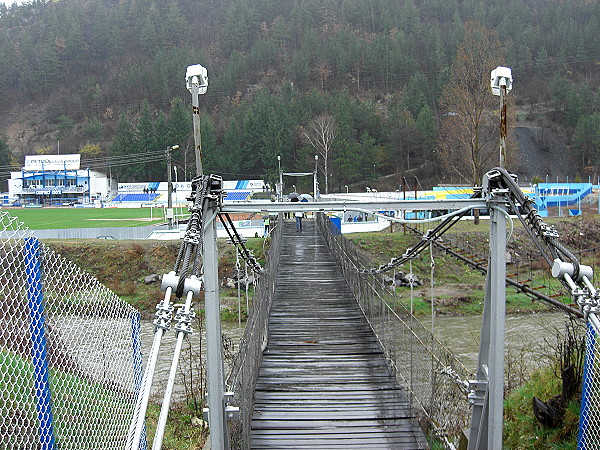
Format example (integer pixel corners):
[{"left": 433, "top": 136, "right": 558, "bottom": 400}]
[
  {"left": 314, "top": 155, "right": 319, "bottom": 201},
  {"left": 186, "top": 65, "right": 208, "bottom": 177},
  {"left": 490, "top": 66, "right": 512, "bottom": 169},
  {"left": 165, "top": 145, "right": 178, "bottom": 230}
]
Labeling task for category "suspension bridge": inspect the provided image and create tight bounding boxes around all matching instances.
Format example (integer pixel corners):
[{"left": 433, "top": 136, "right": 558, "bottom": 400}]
[
  {"left": 2, "top": 168, "right": 600, "bottom": 449},
  {"left": 250, "top": 220, "right": 425, "bottom": 448}
]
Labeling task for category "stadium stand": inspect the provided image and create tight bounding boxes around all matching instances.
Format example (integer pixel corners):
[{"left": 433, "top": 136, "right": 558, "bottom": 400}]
[
  {"left": 112, "top": 193, "right": 160, "bottom": 202},
  {"left": 223, "top": 191, "right": 251, "bottom": 201}
]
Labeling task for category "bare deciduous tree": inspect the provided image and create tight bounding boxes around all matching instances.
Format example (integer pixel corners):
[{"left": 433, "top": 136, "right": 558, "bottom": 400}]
[
  {"left": 303, "top": 114, "right": 337, "bottom": 194},
  {"left": 438, "top": 23, "right": 510, "bottom": 186}
]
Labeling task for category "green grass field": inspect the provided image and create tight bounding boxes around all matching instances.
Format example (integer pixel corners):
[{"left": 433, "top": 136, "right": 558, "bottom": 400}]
[{"left": 2, "top": 207, "right": 167, "bottom": 229}]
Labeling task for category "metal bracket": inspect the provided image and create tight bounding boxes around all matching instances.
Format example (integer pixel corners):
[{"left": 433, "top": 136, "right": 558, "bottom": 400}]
[
  {"left": 152, "top": 303, "right": 173, "bottom": 332},
  {"left": 174, "top": 306, "right": 196, "bottom": 335},
  {"left": 161, "top": 272, "right": 203, "bottom": 297},
  {"left": 202, "top": 391, "right": 241, "bottom": 422},
  {"left": 225, "top": 406, "right": 240, "bottom": 421},
  {"left": 468, "top": 380, "right": 488, "bottom": 406},
  {"left": 224, "top": 391, "right": 240, "bottom": 421}
]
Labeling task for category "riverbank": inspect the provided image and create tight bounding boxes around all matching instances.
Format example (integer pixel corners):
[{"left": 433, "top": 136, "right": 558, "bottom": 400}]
[
  {"left": 44, "top": 237, "right": 267, "bottom": 319},
  {"left": 347, "top": 215, "right": 600, "bottom": 317}
]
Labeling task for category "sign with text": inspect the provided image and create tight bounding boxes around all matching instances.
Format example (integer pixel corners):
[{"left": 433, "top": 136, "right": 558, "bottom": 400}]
[
  {"left": 25, "top": 154, "right": 81, "bottom": 171},
  {"left": 35, "top": 189, "right": 63, "bottom": 195}
]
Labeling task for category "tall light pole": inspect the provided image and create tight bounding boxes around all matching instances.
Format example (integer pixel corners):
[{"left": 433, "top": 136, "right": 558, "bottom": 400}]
[
  {"left": 165, "top": 145, "right": 179, "bottom": 230},
  {"left": 314, "top": 155, "right": 319, "bottom": 201},
  {"left": 173, "top": 165, "right": 178, "bottom": 227},
  {"left": 490, "top": 66, "right": 512, "bottom": 169},
  {"left": 277, "top": 155, "right": 283, "bottom": 202},
  {"left": 186, "top": 65, "right": 208, "bottom": 177}
]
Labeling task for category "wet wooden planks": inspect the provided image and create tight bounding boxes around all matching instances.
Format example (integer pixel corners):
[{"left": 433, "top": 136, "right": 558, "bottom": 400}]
[{"left": 250, "top": 220, "right": 426, "bottom": 449}]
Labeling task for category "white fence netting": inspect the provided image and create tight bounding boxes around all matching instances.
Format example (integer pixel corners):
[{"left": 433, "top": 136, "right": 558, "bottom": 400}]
[
  {"left": 579, "top": 318, "right": 600, "bottom": 449},
  {"left": 0, "top": 211, "right": 144, "bottom": 449}
]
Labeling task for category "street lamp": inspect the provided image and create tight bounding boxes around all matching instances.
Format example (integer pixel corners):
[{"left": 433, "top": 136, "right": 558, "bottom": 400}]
[
  {"left": 277, "top": 155, "right": 283, "bottom": 202},
  {"left": 186, "top": 64, "right": 208, "bottom": 176},
  {"left": 490, "top": 66, "right": 512, "bottom": 169},
  {"left": 344, "top": 185, "right": 348, "bottom": 194},
  {"left": 314, "top": 155, "right": 319, "bottom": 201},
  {"left": 292, "top": 184, "right": 296, "bottom": 193}
]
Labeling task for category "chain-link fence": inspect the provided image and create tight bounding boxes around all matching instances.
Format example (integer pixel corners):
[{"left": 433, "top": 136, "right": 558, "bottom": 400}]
[
  {"left": 317, "top": 213, "right": 472, "bottom": 447},
  {"left": 227, "top": 214, "right": 283, "bottom": 449},
  {"left": 0, "top": 211, "right": 144, "bottom": 449},
  {"left": 579, "top": 316, "right": 600, "bottom": 449}
]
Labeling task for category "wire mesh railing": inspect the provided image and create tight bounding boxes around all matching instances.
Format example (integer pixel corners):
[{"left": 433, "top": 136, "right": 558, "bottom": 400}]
[
  {"left": 0, "top": 210, "right": 144, "bottom": 449},
  {"left": 227, "top": 214, "right": 283, "bottom": 449},
  {"left": 578, "top": 314, "right": 600, "bottom": 449},
  {"left": 317, "top": 213, "right": 472, "bottom": 446}
]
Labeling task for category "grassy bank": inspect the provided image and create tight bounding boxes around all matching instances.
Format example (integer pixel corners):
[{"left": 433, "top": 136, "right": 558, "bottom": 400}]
[
  {"left": 44, "top": 237, "right": 267, "bottom": 318},
  {"left": 504, "top": 365, "right": 580, "bottom": 449},
  {"left": 347, "top": 216, "right": 600, "bottom": 316}
]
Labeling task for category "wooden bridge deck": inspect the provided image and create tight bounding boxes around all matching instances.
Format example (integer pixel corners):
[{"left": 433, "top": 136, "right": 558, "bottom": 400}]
[{"left": 250, "top": 220, "right": 426, "bottom": 449}]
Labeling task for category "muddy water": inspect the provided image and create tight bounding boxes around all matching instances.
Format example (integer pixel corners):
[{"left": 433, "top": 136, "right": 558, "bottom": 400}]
[
  {"left": 423, "top": 312, "right": 575, "bottom": 372},
  {"left": 140, "top": 312, "right": 575, "bottom": 402},
  {"left": 140, "top": 320, "right": 244, "bottom": 402}
]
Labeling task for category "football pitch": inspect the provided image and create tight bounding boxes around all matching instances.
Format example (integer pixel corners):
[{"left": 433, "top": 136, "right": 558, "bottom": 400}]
[{"left": 2, "top": 207, "right": 167, "bottom": 230}]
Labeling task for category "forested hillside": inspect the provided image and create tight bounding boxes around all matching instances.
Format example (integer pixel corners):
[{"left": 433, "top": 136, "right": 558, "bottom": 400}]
[{"left": 0, "top": 0, "right": 598, "bottom": 190}]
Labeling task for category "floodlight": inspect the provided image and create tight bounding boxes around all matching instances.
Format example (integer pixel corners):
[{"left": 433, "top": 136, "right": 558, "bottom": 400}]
[
  {"left": 186, "top": 64, "right": 208, "bottom": 94},
  {"left": 490, "top": 66, "right": 512, "bottom": 96}
]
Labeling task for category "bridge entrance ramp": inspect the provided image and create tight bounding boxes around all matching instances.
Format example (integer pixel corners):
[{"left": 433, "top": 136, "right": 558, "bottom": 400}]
[{"left": 250, "top": 220, "right": 426, "bottom": 449}]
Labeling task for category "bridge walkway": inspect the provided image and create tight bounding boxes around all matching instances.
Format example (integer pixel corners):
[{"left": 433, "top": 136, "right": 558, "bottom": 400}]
[{"left": 250, "top": 219, "right": 425, "bottom": 449}]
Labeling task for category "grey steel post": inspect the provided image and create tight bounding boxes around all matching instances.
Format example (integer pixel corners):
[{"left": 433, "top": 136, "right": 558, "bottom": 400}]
[
  {"left": 468, "top": 198, "right": 506, "bottom": 449},
  {"left": 203, "top": 205, "right": 228, "bottom": 449}
]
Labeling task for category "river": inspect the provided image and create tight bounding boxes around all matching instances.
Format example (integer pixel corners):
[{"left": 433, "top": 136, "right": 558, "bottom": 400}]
[
  {"left": 423, "top": 312, "right": 578, "bottom": 372},
  {"left": 140, "top": 312, "right": 578, "bottom": 402},
  {"left": 140, "top": 319, "right": 244, "bottom": 403}
]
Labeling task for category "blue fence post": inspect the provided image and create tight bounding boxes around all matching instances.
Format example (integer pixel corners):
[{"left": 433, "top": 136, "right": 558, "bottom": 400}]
[
  {"left": 329, "top": 216, "right": 341, "bottom": 235},
  {"left": 130, "top": 312, "right": 148, "bottom": 450},
  {"left": 24, "top": 237, "right": 56, "bottom": 450}
]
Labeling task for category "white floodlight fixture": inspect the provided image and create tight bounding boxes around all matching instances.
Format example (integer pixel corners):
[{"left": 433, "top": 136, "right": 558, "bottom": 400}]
[
  {"left": 490, "top": 66, "right": 512, "bottom": 96},
  {"left": 186, "top": 64, "right": 208, "bottom": 94}
]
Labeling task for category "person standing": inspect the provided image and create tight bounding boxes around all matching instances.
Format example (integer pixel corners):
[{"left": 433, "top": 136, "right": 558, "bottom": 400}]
[
  {"left": 294, "top": 211, "right": 303, "bottom": 231},
  {"left": 263, "top": 215, "right": 270, "bottom": 236}
]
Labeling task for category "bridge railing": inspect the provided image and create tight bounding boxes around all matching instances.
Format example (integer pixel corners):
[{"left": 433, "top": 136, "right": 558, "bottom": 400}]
[
  {"left": 0, "top": 211, "right": 143, "bottom": 449},
  {"left": 227, "top": 214, "right": 283, "bottom": 449},
  {"left": 317, "top": 213, "right": 472, "bottom": 446}
]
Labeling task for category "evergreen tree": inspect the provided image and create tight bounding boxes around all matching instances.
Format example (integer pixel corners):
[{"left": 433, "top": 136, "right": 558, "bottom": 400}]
[
  {"left": 0, "top": 134, "right": 11, "bottom": 191},
  {"left": 111, "top": 113, "right": 136, "bottom": 182},
  {"left": 134, "top": 101, "right": 162, "bottom": 181}
]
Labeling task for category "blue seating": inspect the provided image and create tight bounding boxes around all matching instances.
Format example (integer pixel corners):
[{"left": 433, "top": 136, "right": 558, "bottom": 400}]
[
  {"left": 113, "top": 193, "right": 159, "bottom": 202},
  {"left": 223, "top": 191, "right": 251, "bottom": 201}
]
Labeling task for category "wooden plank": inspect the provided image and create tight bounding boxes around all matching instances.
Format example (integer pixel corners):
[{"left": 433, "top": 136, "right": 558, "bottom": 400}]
[{"left": 250, "top": 220, "right": 426, "bottom": 449}]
